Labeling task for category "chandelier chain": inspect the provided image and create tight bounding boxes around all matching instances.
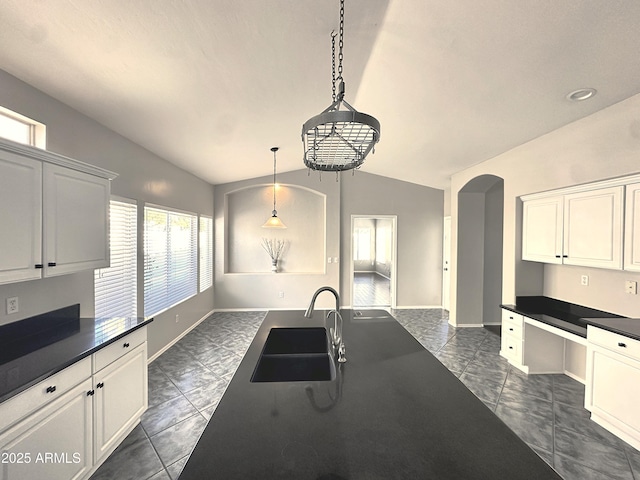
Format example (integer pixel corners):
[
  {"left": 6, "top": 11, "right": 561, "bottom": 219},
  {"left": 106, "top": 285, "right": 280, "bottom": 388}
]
[
  {"left": 337, "top": 0, "right": 344, "bottom": 82},
  {"left": 331, "top": 32, "right": 337, "bottom": 102}
]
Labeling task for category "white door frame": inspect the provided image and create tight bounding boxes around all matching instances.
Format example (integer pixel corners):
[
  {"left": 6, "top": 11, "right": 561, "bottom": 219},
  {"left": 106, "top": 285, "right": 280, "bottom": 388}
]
[
  {"left": 349, "top": 214, "right": 398, "bottom": 309},
  {"left": 442, "top": 216, "right": 451, "bottom": 311}
]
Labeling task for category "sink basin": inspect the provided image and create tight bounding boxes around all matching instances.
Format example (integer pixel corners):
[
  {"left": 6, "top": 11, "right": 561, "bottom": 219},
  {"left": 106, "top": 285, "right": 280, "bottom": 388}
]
[
  {"left": 262, "top": 327, "right": 329, "bottom": 355},
  {"left": 251, "top": 353, "right": 335, "bottom": 382},
  {"left": 250, "top": 327, "right": 335, "bottom": 382}
]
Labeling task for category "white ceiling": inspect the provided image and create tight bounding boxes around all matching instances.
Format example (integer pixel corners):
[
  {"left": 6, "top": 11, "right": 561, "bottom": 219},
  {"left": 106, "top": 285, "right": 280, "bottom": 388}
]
[{"left": 1, "top": 0, "right": 640, "bottom": 189}]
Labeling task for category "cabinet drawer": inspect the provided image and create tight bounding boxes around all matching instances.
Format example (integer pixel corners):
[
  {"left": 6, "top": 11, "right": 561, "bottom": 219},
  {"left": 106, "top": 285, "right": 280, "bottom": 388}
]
[
  {"left": 501, "top": 333, "right": 522, "bottom": 363},
  {"left": 501, "top": 310, "right": 523, "bottom": 337},
  {"left": 93, "top": 326, "right": 147, "bottom": 372},
  {"left": 0, "top": 356, "right": 91, "bottom": 432},
  {"left": 588, "top": 326, "right": 640, "bottom": 362}
]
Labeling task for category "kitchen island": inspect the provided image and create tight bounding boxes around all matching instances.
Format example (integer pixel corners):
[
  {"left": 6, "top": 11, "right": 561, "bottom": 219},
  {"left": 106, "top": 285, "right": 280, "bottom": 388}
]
[{"left": 179, "top": 309, "right": 561, "bottom": 479}]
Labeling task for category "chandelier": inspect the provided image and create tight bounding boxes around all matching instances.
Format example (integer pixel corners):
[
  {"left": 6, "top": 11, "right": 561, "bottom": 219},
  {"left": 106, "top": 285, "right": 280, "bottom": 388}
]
[{"left": 301, "top": 0, "right": 380, "bottom": 173}]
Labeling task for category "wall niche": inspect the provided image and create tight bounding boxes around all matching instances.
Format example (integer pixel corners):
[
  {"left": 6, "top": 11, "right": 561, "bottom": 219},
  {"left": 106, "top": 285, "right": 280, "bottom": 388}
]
[{"left": 225, "top": 184, "right": 325, "bottom": 274}]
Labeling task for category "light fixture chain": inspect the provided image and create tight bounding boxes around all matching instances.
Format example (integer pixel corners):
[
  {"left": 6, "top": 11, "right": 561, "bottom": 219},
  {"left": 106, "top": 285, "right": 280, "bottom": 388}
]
[
  {"left": 331, "top": 32, "right": 337, "bottom": 102},
  {"left": 337, "top": 0, "right": 344, "bottom": 81},
  {"left": 272, "top": 148, "right": 277, "bottom": 213}
]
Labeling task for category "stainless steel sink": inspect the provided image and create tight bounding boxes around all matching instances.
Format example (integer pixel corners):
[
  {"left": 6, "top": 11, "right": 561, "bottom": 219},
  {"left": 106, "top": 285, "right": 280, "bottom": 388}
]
[{"left": 250, "top": 328, "right": 335, "bottom": 383}]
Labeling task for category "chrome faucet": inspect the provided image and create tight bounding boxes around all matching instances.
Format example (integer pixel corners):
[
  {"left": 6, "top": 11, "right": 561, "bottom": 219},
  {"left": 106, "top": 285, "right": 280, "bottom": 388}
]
[{"left": 304, "top": 286, "right": 346, "bottom": 363}]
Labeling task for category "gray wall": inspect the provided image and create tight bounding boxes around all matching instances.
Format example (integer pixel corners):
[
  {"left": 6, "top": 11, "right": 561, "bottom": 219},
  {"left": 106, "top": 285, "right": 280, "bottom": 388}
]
[
  {"left": 0, "top": 69, "right": 215, "bottom": 358},
  {"left": 214, "top": 169, "right": 341, "bottom": 311},
  {"left": 449, "top": 93, "right": 640, "bottom": 324},
  {"left": 340, "top": 171, "right": 444, "bottom": 308}
]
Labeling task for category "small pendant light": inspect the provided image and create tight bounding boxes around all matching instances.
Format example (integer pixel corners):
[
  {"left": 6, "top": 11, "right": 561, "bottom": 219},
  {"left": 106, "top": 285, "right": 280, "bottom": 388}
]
[{"left": 262, "top": 147, "right": 287, "bottom": 228}]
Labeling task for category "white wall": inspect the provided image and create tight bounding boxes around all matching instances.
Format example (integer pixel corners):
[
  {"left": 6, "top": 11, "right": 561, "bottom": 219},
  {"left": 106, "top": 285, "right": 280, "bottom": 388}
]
[
  {"left": 450, "top": 93, "right": 640, "bottom": 325},
  {"left": 0, "top": 69, "right": 215, "bottom": 357}
]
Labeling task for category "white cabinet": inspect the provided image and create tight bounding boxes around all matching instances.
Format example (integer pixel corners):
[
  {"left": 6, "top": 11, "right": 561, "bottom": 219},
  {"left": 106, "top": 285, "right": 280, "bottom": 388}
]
[
  {"left": 93, "top": 340, "right": 148, "bottom": 463},
  {"left": 521, "top": 183, "right": 624, "bottom": 269},
  {"left": 500, "top": 309, "right": 524, "bottom": 368},
  {"left": 625, "top": 182, "right": 640, "bottom": 271},
  {"left": 0, "top": 139, "right": 116, "bottom": 285},
  {"left": 522, "top": 196, "right": 563, "bottom": 264},
  {"left": 563, "top": 186, "right": 623, "bottom": 269},
  {"left": 0, "top": 151, "right": 42, "bottom": 284},
  {"left": 43, "top": 164, "right": 110, "bottom": 277},
  {"left": 0, "top": 327, "right": 148, "bottom": 480},
  {"left": 586, "top": 326, "right": 640, "bottom": 451}
]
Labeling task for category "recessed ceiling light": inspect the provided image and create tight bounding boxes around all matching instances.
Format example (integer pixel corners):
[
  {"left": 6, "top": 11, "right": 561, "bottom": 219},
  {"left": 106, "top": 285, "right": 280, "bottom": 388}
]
[{"left": 566, "top": 88, "right": 597, "bottom": 102}]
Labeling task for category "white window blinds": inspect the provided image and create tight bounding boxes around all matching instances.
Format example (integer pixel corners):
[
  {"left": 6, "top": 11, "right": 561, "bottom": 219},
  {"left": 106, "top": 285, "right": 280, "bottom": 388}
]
[
  {"left": 144, "top": 205, "right": 197, "bottom": 318},
  {"left": 199, "top": 216, "right": 213, "bottom": 292},
  {"left": 95, "top": 198, "right": 137, "bottom": 318}
]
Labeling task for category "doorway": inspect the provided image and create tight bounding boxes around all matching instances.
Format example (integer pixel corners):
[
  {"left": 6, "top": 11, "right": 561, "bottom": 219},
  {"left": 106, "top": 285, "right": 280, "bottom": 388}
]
[{"left": 350, "top": 215, "right": 397, "bottom": 308}]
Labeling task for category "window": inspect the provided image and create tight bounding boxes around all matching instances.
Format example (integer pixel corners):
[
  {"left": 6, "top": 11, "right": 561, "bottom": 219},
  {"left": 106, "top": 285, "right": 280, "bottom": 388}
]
[
  {"left": 199, "top": 216, "right": 213, "bottom": 292},
  {"left": 354, "top": 228, "right": 372, "bottom": 261},
  {"left": 144, "top": 205, "right": 198, "bottom": 317},
  {"left": 95, "top": 198, "right": 137, "bottom": 318},
  {"left": 0, "top": 106, "right": 46, "bottom": 147}
]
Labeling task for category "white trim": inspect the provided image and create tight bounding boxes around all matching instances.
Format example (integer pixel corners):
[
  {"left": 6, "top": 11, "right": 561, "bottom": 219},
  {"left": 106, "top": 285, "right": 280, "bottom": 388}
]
[
  {"left": 483, "top": 322, "right": 502, "bottom": 326},
  {"left": 392, "top": 305, "right": 443, "bottom": 310},
  {"left": 144, "top": 202, "right": 197, "bottom": 217},
  {"left": 0, "top": 136, "right": 117, "bottom": 179},
  {"left": 520, "top": 172, "right": 640, "bottom": 201},
  {"left": 147, "top": 308, "right": 215, "bottom": 363},
  {"left": 454, "top": 323, "right": 485, "bottom": 328},
  {"left": 523, "top": 316, "right": 587, "bottom": 346}
]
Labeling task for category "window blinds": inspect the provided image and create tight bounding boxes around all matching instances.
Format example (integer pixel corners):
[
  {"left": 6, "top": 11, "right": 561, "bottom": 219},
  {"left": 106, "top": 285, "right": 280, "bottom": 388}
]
[
  {"left": 144, "top": 205, "right": 197, "bottom": 318},
  {"left": 199, "top": 216, "right": 213, "bottom": 292},
  {"left": 95, "top": 199, "right": 137, "bottom": 318}
]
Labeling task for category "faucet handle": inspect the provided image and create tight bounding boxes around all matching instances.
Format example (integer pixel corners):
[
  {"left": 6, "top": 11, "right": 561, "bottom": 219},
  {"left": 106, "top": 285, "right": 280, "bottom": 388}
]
[{"left": 337, "top": 343, "right": 346, "bottom": 363}]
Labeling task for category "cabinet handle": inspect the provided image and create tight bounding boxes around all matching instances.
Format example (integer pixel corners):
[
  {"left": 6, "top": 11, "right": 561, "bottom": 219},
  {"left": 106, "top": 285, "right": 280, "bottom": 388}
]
[
  {"left": 509, "top": 316, "right": 514, "bottom": 320},
  {"left": 562, "top": 255, "right": 568, "bottom": 258},
  {"left": 87, "top": 390, "right": 95, "bottom": 396},
  {"left": 46, "top": 386, "right": 56, "bottom": 394},
  {"left": 618, "top": 342, "right": 627, "bottom": 348},
  {"left": 509, "top": 346, "right": 514, "bottom": 349},
  {"left": 47, "top": 262, "right": 57, "bottom": 267},
  {"left": 509, "top": 328, "right": 514, "bottom": 331},
  {"left": 96, "top": 382, "right": 104, "bottom": 388},
  {"left": 123, "top": 342, "right": 130, "bottom": 348},
  {"left": 35, "top": 264, "right": 43, "bottom": 269},
  {"left": 555, "top": 255, "right": 561, "bottom": 258}
]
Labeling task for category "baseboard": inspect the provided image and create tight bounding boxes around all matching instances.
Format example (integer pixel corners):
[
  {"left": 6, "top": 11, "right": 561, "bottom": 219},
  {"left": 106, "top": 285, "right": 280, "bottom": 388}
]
[
  {"left": 393, "top": 305, "right": 443, "bottom": 310},
  {"left": 212, "top": 307, "right": 270, "bottom": 312},
  {"left": 483, "top": 322, "right": 502, "bottom": 326},
  {"left": 148, "top": 308, "right": 214, "bottom": 364}
]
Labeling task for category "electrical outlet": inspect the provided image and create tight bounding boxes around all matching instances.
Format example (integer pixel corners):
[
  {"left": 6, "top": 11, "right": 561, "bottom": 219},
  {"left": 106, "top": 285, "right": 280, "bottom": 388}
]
[
  {"left": 581, "top": 275, "right": 589, "bottom": 286},
  {"left": 327, "top": 257, "right": 332, "bottom": 264},
  {"left": 626, "top": 281, "right": 638, "bottom": 295},
  {"left": 175, "top": 314, "right": 180, "bottom": 323},
  {"left": 278, "top": 291, "right": 284, "bottom": 298},
  {"left": 6, "top": 297, "right": 19, "bottom": 314}
]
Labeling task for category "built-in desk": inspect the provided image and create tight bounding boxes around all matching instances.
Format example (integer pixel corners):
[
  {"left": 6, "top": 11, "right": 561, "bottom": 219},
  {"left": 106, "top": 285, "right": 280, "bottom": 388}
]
[{"left": 500, "top": 296, "right": 621, "bottom": 383}]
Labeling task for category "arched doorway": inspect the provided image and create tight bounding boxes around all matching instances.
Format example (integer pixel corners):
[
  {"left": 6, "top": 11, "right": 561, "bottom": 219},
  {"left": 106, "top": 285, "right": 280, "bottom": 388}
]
[{"left": 455, "top": 175, "right": 504, "bottom": 326}]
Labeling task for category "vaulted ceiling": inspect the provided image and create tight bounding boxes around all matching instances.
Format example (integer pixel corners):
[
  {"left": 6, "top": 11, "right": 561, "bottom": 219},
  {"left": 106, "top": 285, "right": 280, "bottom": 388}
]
[{"left": 1, "top": 1, "right": 640, "bottom": 188}]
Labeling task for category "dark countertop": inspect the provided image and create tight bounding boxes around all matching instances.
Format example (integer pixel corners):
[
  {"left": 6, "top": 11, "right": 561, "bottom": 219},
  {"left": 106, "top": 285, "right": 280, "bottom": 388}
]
[
  {"left": 0, "top": 304, "right": 152, "bottom": 403},
  {"left": 585, "top": 317, "right": 640, "bottom": 341},
  {"left": 501, "top": 296, "right": 622, "bottom": 338},
  {"left": 179, "top": 309, "right": 561, "bottom": 479}
]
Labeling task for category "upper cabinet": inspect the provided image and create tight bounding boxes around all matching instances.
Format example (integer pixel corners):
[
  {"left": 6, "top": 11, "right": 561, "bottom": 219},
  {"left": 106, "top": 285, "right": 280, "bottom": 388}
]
[
  {"left": 0, "top": 138, "right": 117, "bottom": 285},
  {"left": 522, "top": 176, "right": 638, "bottom": 271},
  {"left": 625, "top": 183, "right": 640, "bottom": 272}
]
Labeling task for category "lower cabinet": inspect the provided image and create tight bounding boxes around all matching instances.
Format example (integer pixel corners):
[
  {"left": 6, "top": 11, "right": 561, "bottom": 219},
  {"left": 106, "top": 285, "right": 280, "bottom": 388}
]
[
  {"left": 0, "top": 327, "right": 148, "bottom": 480},
  {"left": 500, "top": 309, "right": 526, "bottom": 371},
  {"left": 585, "top": 326, "right": 640, "bottom": 450},
  {"left": 0, "top": 379, "right": 93, "bottom": 480},
  {"left": 94, "top": 342, "right": 147, "bottom": 463}
]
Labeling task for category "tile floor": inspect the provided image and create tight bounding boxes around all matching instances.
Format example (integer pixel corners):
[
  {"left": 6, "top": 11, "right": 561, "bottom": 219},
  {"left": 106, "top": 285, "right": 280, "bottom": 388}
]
[
  {"left": 353, "top": 272, "right": 390, "bottom": 307},
  {"left": 90, "top": 309, "right": 640, "bottom": 480}
]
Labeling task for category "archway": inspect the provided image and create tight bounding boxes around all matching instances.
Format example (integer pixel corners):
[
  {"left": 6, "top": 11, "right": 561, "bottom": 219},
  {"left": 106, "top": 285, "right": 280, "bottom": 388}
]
[{"left": 455, "top": 175, "right": 504, "bottom": 326}]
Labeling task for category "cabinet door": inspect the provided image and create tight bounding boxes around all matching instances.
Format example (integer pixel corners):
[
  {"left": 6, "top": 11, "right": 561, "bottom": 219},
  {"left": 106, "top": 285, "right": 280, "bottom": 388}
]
[
  {"left": 0, "top": 151, "right": 42, "bottom": 284},
  {"left": 94, "top": 342, "right": 148, "bottom": 463},
  {"left": 625, "top": 183, "right": 640, "bottom": 272},
  {"left": 0, "top": 379, "right": 93, "bottom": 480},
  {"left": 563, "top": 186, "right": 623, "bottom": 269},
  {"left": 522, "top": 196, "right": 563, "bottom": 263},
  {"left": 43, "top": 164, "right": 110, "bottom": 277}
]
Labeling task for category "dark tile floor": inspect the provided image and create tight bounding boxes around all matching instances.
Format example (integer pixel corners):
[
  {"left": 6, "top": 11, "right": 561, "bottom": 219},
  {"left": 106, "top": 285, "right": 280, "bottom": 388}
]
[
  {"left": 90, "top": 309, "right": 640, "bottom": 480},
  {"left": 353, "top": 271, "right": 390, "bottom": 307}
]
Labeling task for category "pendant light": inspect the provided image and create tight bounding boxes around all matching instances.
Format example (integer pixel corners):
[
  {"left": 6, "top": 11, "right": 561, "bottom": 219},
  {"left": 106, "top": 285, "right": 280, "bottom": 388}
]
[
  {"left": 302, "top": 0, "right": 380, "bottom": 173},
  {"left": 262, "top": 147, "right": 287, "bottom": 228}
]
